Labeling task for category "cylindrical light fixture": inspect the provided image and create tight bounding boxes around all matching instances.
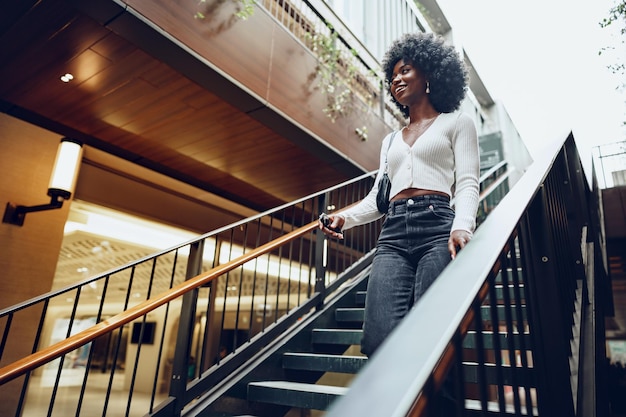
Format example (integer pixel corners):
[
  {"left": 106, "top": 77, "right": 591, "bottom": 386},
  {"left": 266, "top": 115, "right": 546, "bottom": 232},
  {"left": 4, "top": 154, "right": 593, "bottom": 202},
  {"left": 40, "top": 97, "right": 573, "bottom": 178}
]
[
  {"left": 2, "top": 137, "right": 84, "bottom": 226},
  {"left": 48, "top": 138, "right": 83, "bottom": 199}
]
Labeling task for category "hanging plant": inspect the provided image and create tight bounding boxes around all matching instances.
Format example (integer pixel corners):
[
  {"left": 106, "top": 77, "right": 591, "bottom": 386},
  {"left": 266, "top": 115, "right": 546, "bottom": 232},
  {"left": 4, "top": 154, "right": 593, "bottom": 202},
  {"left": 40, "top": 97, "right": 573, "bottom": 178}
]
[
  {"left": 194, "top": 2, "right": 380, "bottom": 128},
  {"left": 304, "top": 26, "right": 362, "bottom": 123},
  {"left": 194, "top": 0, "right": 255, "bottom": 21},
  {"left": 234, "top": 0, "right": 255, "bottom": 20}
]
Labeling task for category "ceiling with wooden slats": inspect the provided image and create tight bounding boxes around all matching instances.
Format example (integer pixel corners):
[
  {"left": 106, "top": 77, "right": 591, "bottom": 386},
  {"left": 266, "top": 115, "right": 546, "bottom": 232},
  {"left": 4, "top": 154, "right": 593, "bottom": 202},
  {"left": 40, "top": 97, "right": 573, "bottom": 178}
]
[{"left": 0, "top": 0, "right": 357, "bottom": 218}]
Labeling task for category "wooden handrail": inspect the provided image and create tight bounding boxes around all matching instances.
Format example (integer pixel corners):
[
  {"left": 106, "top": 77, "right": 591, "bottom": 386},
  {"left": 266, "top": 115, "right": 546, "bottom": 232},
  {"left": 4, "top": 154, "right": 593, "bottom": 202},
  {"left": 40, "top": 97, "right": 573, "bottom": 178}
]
[
  {"left": 0, "top": 220, "right": 320, "bottom": 385},
  {"left": 0, "top": 161, "right": 511, "bottom": 386}
]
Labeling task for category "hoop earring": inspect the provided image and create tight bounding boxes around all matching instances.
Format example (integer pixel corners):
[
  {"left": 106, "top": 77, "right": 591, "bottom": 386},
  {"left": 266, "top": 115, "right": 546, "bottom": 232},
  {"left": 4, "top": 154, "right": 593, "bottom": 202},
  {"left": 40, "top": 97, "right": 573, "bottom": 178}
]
[{"left": 425, "top": 81, "right": 430, "bottom": 94}]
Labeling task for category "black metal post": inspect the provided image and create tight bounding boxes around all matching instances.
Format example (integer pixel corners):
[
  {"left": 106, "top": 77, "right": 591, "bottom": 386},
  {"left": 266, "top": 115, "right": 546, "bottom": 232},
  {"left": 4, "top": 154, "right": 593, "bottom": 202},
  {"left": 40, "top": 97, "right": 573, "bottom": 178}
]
[
  {"left": 314, "top": 194, "right": 328, "bottom": 310},
  {"left": 170, "top": 240, "right": 205, "bottom": 416}
]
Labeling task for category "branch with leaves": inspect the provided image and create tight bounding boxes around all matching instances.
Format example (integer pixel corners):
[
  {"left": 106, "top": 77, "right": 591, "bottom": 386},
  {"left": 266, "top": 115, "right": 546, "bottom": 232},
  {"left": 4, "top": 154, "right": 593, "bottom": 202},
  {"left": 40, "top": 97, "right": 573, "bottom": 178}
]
[
  {"left": 195, "top": 0, "right": 255, "bottom": 21},
  {"left": 599, "top": 1, "right": 626, "bottom": 76},
  {"left": 304, "top": 27, "right": 361, "bottom": 122}
]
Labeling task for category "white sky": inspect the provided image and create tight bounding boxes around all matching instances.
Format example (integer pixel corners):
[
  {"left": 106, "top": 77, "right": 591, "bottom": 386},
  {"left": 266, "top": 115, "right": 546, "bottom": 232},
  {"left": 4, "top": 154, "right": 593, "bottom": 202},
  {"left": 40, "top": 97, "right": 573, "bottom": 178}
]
[{"left": 437, "top": 0, "right": 626, "bottom": 175}]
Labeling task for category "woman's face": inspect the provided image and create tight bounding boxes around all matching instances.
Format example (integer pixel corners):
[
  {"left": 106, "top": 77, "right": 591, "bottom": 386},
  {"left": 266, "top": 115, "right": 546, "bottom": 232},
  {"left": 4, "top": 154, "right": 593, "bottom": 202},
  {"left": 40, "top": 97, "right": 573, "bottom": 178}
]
[{"left": 389, "top": 59, "right": 427, "bottom": 107}]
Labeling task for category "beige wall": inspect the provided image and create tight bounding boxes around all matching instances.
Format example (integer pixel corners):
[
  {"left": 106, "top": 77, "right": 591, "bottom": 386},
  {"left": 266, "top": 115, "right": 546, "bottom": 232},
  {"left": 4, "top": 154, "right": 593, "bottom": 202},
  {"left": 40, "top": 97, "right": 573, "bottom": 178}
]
[{"left": 0, "top": 113, "right": 72, "bottom": 415}]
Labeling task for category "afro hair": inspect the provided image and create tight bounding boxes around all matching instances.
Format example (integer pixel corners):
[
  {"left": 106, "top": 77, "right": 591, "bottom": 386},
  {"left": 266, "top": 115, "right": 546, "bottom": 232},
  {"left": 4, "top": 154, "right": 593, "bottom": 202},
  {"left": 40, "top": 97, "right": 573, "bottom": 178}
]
[{"left": 382, "top": 32, "right": 468, "bottom": 117}]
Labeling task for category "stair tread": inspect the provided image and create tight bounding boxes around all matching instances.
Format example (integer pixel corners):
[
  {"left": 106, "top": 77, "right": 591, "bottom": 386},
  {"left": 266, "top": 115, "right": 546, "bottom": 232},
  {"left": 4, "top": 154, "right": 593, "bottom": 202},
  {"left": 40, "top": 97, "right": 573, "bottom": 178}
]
[
  {"left": 311, "top": 328, "right": 363, "bottom": 345},
  {"left": 312, "top": 328, "right": 363, "bottom": 333},
  {"left": 283, "top": 352, "right": 365, "bottom": 359},
  {"left": 335, "top": 307, "right": 364, "bottom": 321},
  {"left": 283, "top": 352, "right": 367, "bottom": 373},
  {"left": 249, "top": 380, "right": 348, "bottom": 395}
]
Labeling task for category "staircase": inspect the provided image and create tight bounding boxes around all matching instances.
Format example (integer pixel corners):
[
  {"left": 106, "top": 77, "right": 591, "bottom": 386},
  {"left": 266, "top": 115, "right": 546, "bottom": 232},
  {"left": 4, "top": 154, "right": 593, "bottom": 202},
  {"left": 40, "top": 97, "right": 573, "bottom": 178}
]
[
  {"left": 189, "top": 270, "right": 370, "bottom": 417},
  {"left": 186, "top": 254, "right": 546, "bottom": 417},
  {"left": 0, "top": 135, "right": 606, "bottom": 416}
]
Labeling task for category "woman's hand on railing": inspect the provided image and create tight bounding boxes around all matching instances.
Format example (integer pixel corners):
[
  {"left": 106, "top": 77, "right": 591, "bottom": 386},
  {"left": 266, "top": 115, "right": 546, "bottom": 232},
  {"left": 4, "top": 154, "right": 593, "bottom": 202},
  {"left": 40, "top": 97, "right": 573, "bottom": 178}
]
[
  {"left": 319, "top": 213, "right": 345, "bottom": 239},
  {"left": 448, "top": 229, "right": 471, "bottom": 260}
]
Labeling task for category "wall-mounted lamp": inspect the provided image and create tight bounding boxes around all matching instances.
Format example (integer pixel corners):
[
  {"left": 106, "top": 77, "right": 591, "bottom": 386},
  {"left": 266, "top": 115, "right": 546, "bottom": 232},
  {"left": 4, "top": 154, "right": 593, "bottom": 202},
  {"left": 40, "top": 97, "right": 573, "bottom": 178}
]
[{"left": 2, "top": 138, "right": 83, "bottom": 226}]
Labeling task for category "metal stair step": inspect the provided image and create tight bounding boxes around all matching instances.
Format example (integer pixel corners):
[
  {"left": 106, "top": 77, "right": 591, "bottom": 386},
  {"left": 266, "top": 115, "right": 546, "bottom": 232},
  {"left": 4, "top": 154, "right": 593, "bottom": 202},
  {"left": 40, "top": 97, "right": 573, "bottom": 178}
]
[
  {"left": 462, "top": 362, "right": 535, "bottom": 386},
  {"left": 480, "top": 304, "right": 526, "bottom": 322},
  {"left": 335, "top": 307, "right": 364, "bottom": 322},
  {"left": 494, "top": 268, "right": 524, "bottom": 284},
  {"left": 463, "top": 331, "right": 531, "bottom": 350},
  {"left": 493, "top": 284, "right": 525, "bottom": 300},
  {"left": 465, "top": 398, "right": 537, "bottom": 416},
  {"left": 247, "top": 380, "right": 347, "bottom": 411},
  {"left": 282, "top": 352, "right": 367, "bottom": 374},
  {"left": 355, "top": 290, "right": 366, "bottom": 305},
  {"left": 311, "top": 328, "right": 363, "bottom": 345}
]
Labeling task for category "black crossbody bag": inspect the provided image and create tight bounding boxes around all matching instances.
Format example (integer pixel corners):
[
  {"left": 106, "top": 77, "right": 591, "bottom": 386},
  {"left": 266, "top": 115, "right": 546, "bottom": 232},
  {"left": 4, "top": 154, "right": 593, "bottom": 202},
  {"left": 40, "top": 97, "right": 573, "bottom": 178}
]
[{"left": 376, "top": 131, "right": 398, "bottom": 214}]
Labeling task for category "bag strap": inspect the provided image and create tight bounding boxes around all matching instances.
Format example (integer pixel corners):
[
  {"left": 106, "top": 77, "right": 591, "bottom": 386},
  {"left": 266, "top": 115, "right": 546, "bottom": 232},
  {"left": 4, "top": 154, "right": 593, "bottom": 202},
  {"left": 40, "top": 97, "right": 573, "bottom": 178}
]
[{"left": 383, "top": 131, "right": 398, "bottom": 174}]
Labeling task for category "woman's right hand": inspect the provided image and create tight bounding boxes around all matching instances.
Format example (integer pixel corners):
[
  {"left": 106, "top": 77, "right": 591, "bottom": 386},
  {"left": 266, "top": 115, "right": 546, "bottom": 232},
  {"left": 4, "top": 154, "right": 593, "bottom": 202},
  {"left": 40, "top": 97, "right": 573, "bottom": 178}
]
[{"left": 318, "top": 214, "right": 345, "bottom": 239}]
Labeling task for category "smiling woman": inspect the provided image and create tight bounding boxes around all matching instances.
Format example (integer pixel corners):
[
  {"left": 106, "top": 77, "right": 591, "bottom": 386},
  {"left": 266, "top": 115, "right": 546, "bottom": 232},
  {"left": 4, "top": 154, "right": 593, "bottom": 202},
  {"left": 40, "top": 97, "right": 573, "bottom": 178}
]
[{"left": 318, "top": 32, "right": 480, "bottom": 360}]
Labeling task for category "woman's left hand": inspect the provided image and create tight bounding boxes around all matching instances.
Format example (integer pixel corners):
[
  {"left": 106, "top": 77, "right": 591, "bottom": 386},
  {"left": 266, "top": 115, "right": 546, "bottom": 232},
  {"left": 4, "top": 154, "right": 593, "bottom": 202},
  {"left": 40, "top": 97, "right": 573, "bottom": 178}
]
[{"left": 448, "top": 230, "right": 472, "bottom": 260}]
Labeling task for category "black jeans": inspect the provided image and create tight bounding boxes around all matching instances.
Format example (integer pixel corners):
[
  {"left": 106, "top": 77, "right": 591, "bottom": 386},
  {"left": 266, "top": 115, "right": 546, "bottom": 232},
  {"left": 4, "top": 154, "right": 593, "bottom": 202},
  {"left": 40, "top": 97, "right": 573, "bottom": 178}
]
[{"left": 361, "top": 194, "right": 453, "bottom": 357}]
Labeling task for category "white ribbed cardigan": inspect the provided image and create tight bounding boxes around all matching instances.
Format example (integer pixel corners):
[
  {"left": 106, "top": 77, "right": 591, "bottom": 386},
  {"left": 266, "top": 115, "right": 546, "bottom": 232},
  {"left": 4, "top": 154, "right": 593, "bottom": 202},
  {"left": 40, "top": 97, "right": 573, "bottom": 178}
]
[{"left": 340, "top": 111, "right": 480, "bottom": 234}]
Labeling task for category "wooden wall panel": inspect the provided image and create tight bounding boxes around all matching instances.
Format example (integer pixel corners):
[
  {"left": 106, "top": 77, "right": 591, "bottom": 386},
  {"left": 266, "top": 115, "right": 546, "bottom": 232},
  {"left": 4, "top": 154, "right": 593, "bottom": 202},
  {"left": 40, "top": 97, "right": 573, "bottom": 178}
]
[
  {"left": 265, "top": 18, "right": 389, "bottom": 170},
  {"left": 125, "top": 0, "right": 391, "bottom": 171},
  {"left": 0, "top": 114, "right": 70, "bottom": 416},
  {"left": 126, "top": 0, "right": 274, "bottom": 103}
]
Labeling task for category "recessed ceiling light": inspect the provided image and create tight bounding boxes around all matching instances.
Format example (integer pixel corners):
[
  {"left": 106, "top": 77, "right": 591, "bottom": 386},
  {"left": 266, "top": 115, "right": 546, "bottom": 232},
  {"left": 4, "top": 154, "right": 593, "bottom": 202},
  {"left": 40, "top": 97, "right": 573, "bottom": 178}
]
[{"left": 60, "top": 73, "right": 74, "bottom": 83}]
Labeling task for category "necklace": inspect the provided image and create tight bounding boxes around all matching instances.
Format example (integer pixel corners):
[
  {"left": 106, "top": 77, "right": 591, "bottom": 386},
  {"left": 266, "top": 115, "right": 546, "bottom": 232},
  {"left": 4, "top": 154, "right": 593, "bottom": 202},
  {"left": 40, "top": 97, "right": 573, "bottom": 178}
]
[{"left": 404, "top": 115, "right": 438, "bottom": 132}]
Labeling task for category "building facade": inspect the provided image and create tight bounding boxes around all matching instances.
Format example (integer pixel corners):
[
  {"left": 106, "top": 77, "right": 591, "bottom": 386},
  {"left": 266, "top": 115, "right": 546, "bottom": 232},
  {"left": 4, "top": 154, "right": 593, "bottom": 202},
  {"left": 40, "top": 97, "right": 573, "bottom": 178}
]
[{"left": 0, "top": 1, "right": 533, "bottom": 414}]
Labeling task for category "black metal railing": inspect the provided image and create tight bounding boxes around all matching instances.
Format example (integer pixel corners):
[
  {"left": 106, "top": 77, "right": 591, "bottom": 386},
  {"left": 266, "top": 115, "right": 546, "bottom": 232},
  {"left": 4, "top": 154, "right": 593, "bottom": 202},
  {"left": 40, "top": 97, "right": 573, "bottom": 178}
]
[
  {"left": 327, "top": 132, "right": 610, "bottom": 417},
  {"left": 0, "top": 158, "right": 512, "bottom": 416},
  {"left": 477, "top": 160, "right": 509, "bottom": 225},
  {"left": 0, "top": 172, "right": 381, "bottom": 417}
]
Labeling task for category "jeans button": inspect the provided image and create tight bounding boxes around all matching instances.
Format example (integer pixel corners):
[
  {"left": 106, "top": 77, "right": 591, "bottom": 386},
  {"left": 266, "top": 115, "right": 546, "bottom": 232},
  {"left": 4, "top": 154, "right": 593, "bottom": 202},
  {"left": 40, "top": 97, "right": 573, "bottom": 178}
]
[
  {"left": 428, "top": 204, "right": 434, "bottom": 210},
  {"left": 407, "top": 198, "right": 414, "bottom": 205}
]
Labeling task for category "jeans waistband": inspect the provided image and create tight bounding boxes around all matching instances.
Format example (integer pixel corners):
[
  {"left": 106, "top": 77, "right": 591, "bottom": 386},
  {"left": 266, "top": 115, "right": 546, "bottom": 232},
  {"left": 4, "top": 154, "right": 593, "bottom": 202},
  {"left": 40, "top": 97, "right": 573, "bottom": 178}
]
[{"left": 389, "top": 194, "right": 450, "bottom": 213}]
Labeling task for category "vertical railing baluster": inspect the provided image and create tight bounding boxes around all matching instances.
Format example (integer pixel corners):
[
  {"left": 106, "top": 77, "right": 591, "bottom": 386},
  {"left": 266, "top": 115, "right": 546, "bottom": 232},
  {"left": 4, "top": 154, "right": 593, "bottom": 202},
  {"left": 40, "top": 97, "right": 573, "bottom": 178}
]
[
  {"left": 262, "top": 216, "right": 275, "bottom": 330},
  {"left": 247, "top": 219, "right": 263, "bottom": 344},
  {"left": 149, "top": 249, "right": 179, "bottom": 412},
  {"left": 307, "top": 198, "right": 316, "bottom": 298},
  {"left": 295, "top": 200, "right": 307, "bottom": 306},
  {"left": 285, "top": 204, "right": 296, "bottom": 310},
  {"left": 487, "top": 270, "right": 506, "bottom": 413},
  {"left": 451, "top": 331, "right": 465, "bottom": 417},
  {"left": 76, "top": 273, "right": 110, "bottom": 415},
  {"left": 0, "top": 313, "right": 12, "bottom": 363},
  {"left": 233, "top": 224, "right": 249, "bottom": 350},
  {"left": 275, "top": 210, "right": 287, "bottom": 321},
  {"left": 499, "top": 246, "right": 522, "bottom": 415},
  {"left": 315, "top": 193, "right": 329, "bottom": 309},
  {"left": 169, "top": 240, "right": 204, "bottom": 416},
  {"left": 472, "top": 297, "right": 489, "bottom": 416},
  {"left": 510, "top": 235, "right": 535, "bottom": 414},
  {"left": 48, "top": 287, "right": 82, "bottom": 416}
]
